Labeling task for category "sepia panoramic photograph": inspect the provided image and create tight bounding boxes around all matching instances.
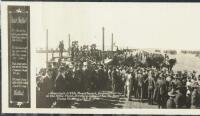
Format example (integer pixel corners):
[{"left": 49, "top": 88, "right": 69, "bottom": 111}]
[
  {"left": 2, "top": 2, "right": 200, "bottom": 113},
  {"left": 31, "top": 3, "right": 200, "bottom": 109}
]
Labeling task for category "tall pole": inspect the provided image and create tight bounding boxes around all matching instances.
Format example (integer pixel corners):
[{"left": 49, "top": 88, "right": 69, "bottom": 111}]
[
  {"left": 102, "top": 27, "right": 105, "bottom": 63},
  {"left": 111, "top": 33, "right": 113, "bottom": 51},
  {"left": 46, "top": 29, "right": 48, "bottom": 68},
  {"left": 111, "top": 33, "right": 114, "bottom": 58},
  {"left": 68, "top": 34, "right": 71, "bottom": 56}
]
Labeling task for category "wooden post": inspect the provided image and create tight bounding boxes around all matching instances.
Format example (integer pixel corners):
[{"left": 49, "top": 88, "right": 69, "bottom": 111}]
[
  {"left": 68, "top": 34, "right": 71, "bottom": 56},
  {"left": 102, "top": 27, "right": 105, "bottom": 63},
  {"left": 111, "top": 33, "right": 113, "bottom": 51},
  {"left": 46, "top": 29, "right": 48, "bottom": 68}
]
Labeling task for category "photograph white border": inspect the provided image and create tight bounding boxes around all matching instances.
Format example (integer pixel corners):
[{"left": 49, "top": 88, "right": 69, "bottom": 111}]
[{"left": 2, "top": 1, "right": 200, "bottom": 114}]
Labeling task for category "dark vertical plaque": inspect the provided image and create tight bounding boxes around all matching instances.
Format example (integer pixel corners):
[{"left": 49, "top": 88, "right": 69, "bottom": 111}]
[{"left": 8, "top": 6, "right": 30, "bottom": 108}]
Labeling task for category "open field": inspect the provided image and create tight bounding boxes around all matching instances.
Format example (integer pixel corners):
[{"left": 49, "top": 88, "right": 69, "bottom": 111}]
[{"left": 168, "top": 53, "right": 200, "bottom": 74}]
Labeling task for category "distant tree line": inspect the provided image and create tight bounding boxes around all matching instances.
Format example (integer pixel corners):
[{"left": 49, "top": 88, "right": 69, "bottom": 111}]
[
  {"left": 181, "top": 50, "right": 200, "bottom": 55},
  {"left": 164, "top": 50, "right": 177, "bottom": 55}
]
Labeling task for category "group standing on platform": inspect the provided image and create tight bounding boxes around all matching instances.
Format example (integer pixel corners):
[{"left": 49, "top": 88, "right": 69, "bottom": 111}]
[{"left": 36, "top": 42, "right": 200, "bottom": 109}]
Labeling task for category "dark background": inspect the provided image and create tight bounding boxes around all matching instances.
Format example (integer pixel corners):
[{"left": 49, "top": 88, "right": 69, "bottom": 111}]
[{"left": 2, "top": 0, "right": 200, "bottom": 1}]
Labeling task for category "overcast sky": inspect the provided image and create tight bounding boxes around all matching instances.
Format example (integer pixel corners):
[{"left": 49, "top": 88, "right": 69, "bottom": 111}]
[{"left": 29, "top": 3, "right": 200, "bottom": 51}]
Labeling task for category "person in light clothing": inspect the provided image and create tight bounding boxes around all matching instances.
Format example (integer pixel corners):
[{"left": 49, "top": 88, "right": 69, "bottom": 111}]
[{"left": 125, "top": 69, "right": 133, "bottom": 101}]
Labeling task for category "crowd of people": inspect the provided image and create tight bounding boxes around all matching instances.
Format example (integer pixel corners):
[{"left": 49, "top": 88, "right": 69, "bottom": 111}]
[{"left": 36, "top": 47, "right": 200, "bottom": 109}]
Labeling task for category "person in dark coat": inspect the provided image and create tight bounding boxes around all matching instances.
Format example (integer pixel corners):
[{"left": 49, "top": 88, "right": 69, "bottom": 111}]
[
  {"left": 97, "top": 65, "right": 106, "bottom": 91},
  {"left": 74, "top": 66, "right": 83, "bottom": 92},
  {"left": 166, "top": 89, "right": 176, "bottom": 109},
  {"left": 41, "top": 69, "right": 54, "bottom": 94},
  {"left": 82, "top": 66, "right": 90, "bottom": 92},
  {"left": 39, "top": 69, "right": 54, "bottom": 108},
  {"left": 157, "top": 74, "right": 167, "bottom": 108},
  {"left": 174, "top": 87, "right": 184, "bottom": 108},
  {"left": 51, "top": 67, "right": 58, "bottom": 83},
  {"left": 54, "top": 66, "right": 66, "bottom": 92},
  {"left": 64, "top": 66, "right": 73, "bottom": 92},
  {"left": 90, "top": 68, "right": 97, "bottom": 92},
  {"left": 111, "top": 68, "right": 118, "bottom": 92}
]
